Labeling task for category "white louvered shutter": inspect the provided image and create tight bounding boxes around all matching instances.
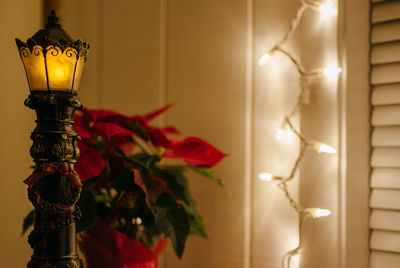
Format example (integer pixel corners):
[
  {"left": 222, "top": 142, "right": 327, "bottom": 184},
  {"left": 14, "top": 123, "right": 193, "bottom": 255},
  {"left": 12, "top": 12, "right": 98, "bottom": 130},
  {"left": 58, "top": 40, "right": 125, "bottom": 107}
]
[{"left": 370, "top": 0, "right": 400, "bottom": 267}]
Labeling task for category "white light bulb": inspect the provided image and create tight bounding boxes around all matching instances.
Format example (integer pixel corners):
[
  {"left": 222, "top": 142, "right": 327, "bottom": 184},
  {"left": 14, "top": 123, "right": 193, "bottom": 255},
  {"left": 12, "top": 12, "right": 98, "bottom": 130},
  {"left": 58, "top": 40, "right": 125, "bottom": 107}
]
[
  {"left": 318, "top": 2, "right": 338, "bottom": 18},
  {"left": 275, "top": 129, "right": 285, "bottom": 141},
  {"left": 132, "top": 217, "right": 143, "bottom": 225},
  {"left": 258, "top": 172, "right": 282, "bottom": 182},
  {"left": 306, "top": 208, "right": 331, "bottom": 218},
  {"left": 322, "top": 66, "right": 342, "bottom": 78},
  {"left": 258, "top": 172, "right": 273, "bottom": 181},
  {"left": 313, "top": 142, "right": 336, "bottom": 154},
  {"left": 258, "top": 52, "right": 272, "bottom": 66}
]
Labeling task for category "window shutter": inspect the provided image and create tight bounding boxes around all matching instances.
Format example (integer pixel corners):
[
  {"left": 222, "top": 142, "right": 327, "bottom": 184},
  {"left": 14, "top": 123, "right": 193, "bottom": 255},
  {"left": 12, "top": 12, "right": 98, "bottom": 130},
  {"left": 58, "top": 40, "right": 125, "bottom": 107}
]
[{"left": 370, "top": 0, "right": 400, "bottom": 267}]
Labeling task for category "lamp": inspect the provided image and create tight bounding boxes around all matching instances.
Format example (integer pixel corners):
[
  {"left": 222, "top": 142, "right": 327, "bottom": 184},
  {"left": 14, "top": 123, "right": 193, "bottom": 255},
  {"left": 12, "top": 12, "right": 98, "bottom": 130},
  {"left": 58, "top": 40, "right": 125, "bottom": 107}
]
[{"left": 16, "top": 10, "right": 89, "bottom": 268}]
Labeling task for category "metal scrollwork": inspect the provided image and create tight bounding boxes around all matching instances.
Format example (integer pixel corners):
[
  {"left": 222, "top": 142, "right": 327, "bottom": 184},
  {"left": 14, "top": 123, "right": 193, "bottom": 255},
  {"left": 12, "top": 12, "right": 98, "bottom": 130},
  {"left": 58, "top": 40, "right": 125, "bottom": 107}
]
[
  {"left": 33, "top": 46, "right": 43, "bottom": 56},
  {"left": 47, "top": 45, "right": 60, "bottom": 57},
  {"left": 30, "top": 134, "right": 77, "bottom": 162},
  {"left": 64, "top": 47, "right": 78, "bottom": 58},
  {"left": 20, "top": 47, "right": 29, "bottom": 57}
]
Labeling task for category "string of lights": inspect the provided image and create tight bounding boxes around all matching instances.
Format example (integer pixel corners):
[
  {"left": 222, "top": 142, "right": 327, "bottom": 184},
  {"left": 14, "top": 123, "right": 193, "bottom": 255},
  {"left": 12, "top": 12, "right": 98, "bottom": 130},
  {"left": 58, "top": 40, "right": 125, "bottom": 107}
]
[{"left": 257, "top": 1, "right": 340, "bottom": 267}]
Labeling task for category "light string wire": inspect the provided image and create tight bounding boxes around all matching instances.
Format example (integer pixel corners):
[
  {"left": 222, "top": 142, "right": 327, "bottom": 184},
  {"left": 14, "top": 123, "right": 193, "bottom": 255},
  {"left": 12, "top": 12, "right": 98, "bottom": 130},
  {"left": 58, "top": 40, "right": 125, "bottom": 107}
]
[{"left": 257, "top": 0, "right": 340, "bottom": 267}]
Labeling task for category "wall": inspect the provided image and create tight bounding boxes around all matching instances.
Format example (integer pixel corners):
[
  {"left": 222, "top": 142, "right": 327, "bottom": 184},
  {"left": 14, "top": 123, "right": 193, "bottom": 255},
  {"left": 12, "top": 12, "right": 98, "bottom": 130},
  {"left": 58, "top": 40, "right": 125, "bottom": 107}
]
[
  {"left": 339, "top": 0, "right": 370, "bottom": 267},
  {"left": 0, "top": 0, "right": 371, "bottom": 267},
  {"left": 0, "top": 0, "right": 41, "bottom": 267}
]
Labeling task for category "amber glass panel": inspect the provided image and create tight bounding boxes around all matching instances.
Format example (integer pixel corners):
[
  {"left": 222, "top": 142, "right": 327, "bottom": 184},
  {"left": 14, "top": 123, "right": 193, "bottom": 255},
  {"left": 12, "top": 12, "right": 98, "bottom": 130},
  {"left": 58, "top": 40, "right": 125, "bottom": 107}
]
[
  {"left": 20, "top": 46, "right": 47, "bottom": 91},
  {"left": 46, "top": 46, "right": 78, "bottom": 91},
  {"left": 72, "top": 56, "right": 86, "bottom": 91}
]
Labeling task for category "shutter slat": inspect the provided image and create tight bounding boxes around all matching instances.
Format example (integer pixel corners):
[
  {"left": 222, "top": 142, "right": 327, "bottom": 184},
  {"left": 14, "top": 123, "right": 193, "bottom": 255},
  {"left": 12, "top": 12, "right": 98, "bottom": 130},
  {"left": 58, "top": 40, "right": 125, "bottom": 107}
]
[
  {"left": 371, "top": 148, "right": 400, "bottom": 167},
  {"left": 372, "top": 21, "right": 400, "bottom": 44},
  {"left": 372, "top": 105, "right": 400, "bottom": 126},
  {"left": 371, "top": 168, "right": 400, "bottom": 189},
  {"left": 372, "top": 1, "right": 400, "bottom": 23},
  {"left": 372, "top": 84, "right": 400, "bottom": 105},
  {"left": 371, "top": 230, "right": 400, "bottom": 253},
  {"left": 371, "top": 63, "right": 400, "bottom": 85},
  {"left": 371, "top": 251, "right": 400, "bottom": 267},
  {"left": 371, "top": 189, "right": 400, "bottom": 209},
  {"left": 370, "top": 1, "right": 400, "bottom": 265},
  {"left": 371, "top": 210, "right": 400, "bottom": 231},
  {"left": 371, "top": 42, "right": 400, "bottom": 64},
  {"left": 372, "top": 127, "right": 400, "bottom": 146}
]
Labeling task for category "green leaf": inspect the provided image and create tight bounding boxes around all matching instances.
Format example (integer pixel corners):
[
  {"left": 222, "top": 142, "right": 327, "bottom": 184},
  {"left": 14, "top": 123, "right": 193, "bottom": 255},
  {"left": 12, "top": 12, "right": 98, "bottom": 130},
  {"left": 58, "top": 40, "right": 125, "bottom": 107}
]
[
  {"left": 22, "top": 210, "right": 34, "bottom": 236},
  {"left": 189, "top": 213, "right": 207, "bottom": 239},
  {"left": 94, "top": 194, "right": 112, "bottom": 203},
  {"left": 187, "top": 165, "right": 223, "bottom": 186},
  {"left": 187, "top": 164, "right": 213, "bottom": 178},
  {"left": 155, "top": 205, "right": 190, "bottom": 258},
  {"left": 155, "top": 167, "right": 208, "bottom": 240},
  {"left": 157, "top": 193, "right": 178, "bottom": 208},
  {"left": 123, "top": 120, "right": 147, "bottom": 135},
  {"left": 154, "top": 168, "right": 188, "bottom": 205},
  {"left": 130, "top": 153, "right": 161, "bottom": 169},
  {"left": 76, "top": 187, "right": 97, "bottom": 233}
]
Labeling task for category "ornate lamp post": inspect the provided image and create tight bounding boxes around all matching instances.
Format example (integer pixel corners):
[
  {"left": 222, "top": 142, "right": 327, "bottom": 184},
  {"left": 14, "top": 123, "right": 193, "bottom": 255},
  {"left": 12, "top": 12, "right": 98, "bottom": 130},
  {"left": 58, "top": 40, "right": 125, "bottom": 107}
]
[{"left": 16, "top": 10, "right": 89, "bottom": 268}]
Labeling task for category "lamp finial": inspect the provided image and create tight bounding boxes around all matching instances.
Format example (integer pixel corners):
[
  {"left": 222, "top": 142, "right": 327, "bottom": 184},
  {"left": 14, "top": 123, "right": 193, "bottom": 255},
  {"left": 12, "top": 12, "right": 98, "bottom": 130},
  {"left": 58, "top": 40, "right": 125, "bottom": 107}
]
[{"left": 45, "top": 10, "right": 61, "bottom": 29}]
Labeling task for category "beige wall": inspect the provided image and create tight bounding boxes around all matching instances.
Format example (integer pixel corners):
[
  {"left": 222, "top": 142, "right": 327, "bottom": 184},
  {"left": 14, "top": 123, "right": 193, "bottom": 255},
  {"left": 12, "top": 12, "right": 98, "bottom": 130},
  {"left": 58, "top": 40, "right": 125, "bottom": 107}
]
[
  {"left": 0, "top": 0, "right": 371, "bottom": 267},
  {"left": 298, "top": 5, "right": 340, "bottom": 268},
  {"left": 0, "top": 0, "right": 41, "bottom": 266},
  {"left": 339, "top": 0, "right": 370, "bottom": 267}
]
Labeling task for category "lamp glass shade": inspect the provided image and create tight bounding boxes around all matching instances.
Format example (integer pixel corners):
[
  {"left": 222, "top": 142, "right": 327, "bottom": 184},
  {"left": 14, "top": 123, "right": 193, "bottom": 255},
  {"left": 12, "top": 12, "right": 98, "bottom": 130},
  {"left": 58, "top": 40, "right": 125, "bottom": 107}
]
[
  {"left": 46, "top": 46, "right": 78, "bottom": 90},
  {"left": 19, "top": 45, "right": 83, "bottom": 91},
  {"left": 16, "top": 11, "right": 89, "bottom": 92},
  {"left": 72, "top": 56, "right": 86, "bottom": 91},
  {"left": 19, "top": 46, "right": 47, "bottom": 90}
]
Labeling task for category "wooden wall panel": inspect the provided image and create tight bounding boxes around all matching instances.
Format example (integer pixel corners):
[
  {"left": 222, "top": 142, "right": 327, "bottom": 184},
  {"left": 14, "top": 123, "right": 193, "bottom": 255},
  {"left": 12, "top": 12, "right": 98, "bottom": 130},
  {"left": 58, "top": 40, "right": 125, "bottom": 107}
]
[
  {"left": 299, "top": 7, "right": 339, "bottom": 268},
  {"left": 337, "top": 0, "right": 371, "bottom": 266},
  {"left": 63, "top": 0, "right": 101, "bottom": 108},
  {"left": 0, "top": 0, "right": 41, "bottom": 266},
  {"left": 163, "top": 1, "right": 247, "bottom": 267},
  {"left": 253, "top": 1, "right": 304, "bottom": 267},
  {"left": 102, "top": 1, "right": 162, "bottom": 115}
]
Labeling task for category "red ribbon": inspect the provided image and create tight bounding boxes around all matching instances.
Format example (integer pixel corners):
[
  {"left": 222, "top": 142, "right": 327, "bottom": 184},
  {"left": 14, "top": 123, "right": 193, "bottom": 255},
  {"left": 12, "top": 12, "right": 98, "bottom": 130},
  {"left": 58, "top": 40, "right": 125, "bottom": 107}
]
[{"left": 24, "top": 162, "right": 82, "bottom": 188}]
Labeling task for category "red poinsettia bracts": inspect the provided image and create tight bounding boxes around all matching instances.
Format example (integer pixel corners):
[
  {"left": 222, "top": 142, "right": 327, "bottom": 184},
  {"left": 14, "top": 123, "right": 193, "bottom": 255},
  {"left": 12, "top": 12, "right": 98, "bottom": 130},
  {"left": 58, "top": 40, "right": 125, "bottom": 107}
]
[
  {"left": 164, "top": 137, "right": 228, "bottom": 167},
  {"left": 73, "top": 104, "right": 228, "bottom": 181},
  {"left": 79, "top": 219, "right": 168, "bottom": 268},
  {"left": 74, "top": 142, "right": 105, "bottom": 182}
]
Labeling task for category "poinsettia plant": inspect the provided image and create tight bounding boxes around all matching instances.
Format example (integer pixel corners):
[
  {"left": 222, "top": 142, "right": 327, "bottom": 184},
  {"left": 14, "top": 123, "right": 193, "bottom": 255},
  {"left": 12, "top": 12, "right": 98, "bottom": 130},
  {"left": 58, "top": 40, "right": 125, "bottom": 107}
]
[{"left": 22, "top": 104, "right": 227, "bottom": 259}]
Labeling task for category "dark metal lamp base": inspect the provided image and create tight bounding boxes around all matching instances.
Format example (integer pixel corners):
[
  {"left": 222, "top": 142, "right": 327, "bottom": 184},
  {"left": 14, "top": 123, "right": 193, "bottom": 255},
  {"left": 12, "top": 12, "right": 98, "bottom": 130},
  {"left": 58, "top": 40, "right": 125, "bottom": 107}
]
[{"left": 28, "top": 256, "right": 84, "bottom": 268}]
